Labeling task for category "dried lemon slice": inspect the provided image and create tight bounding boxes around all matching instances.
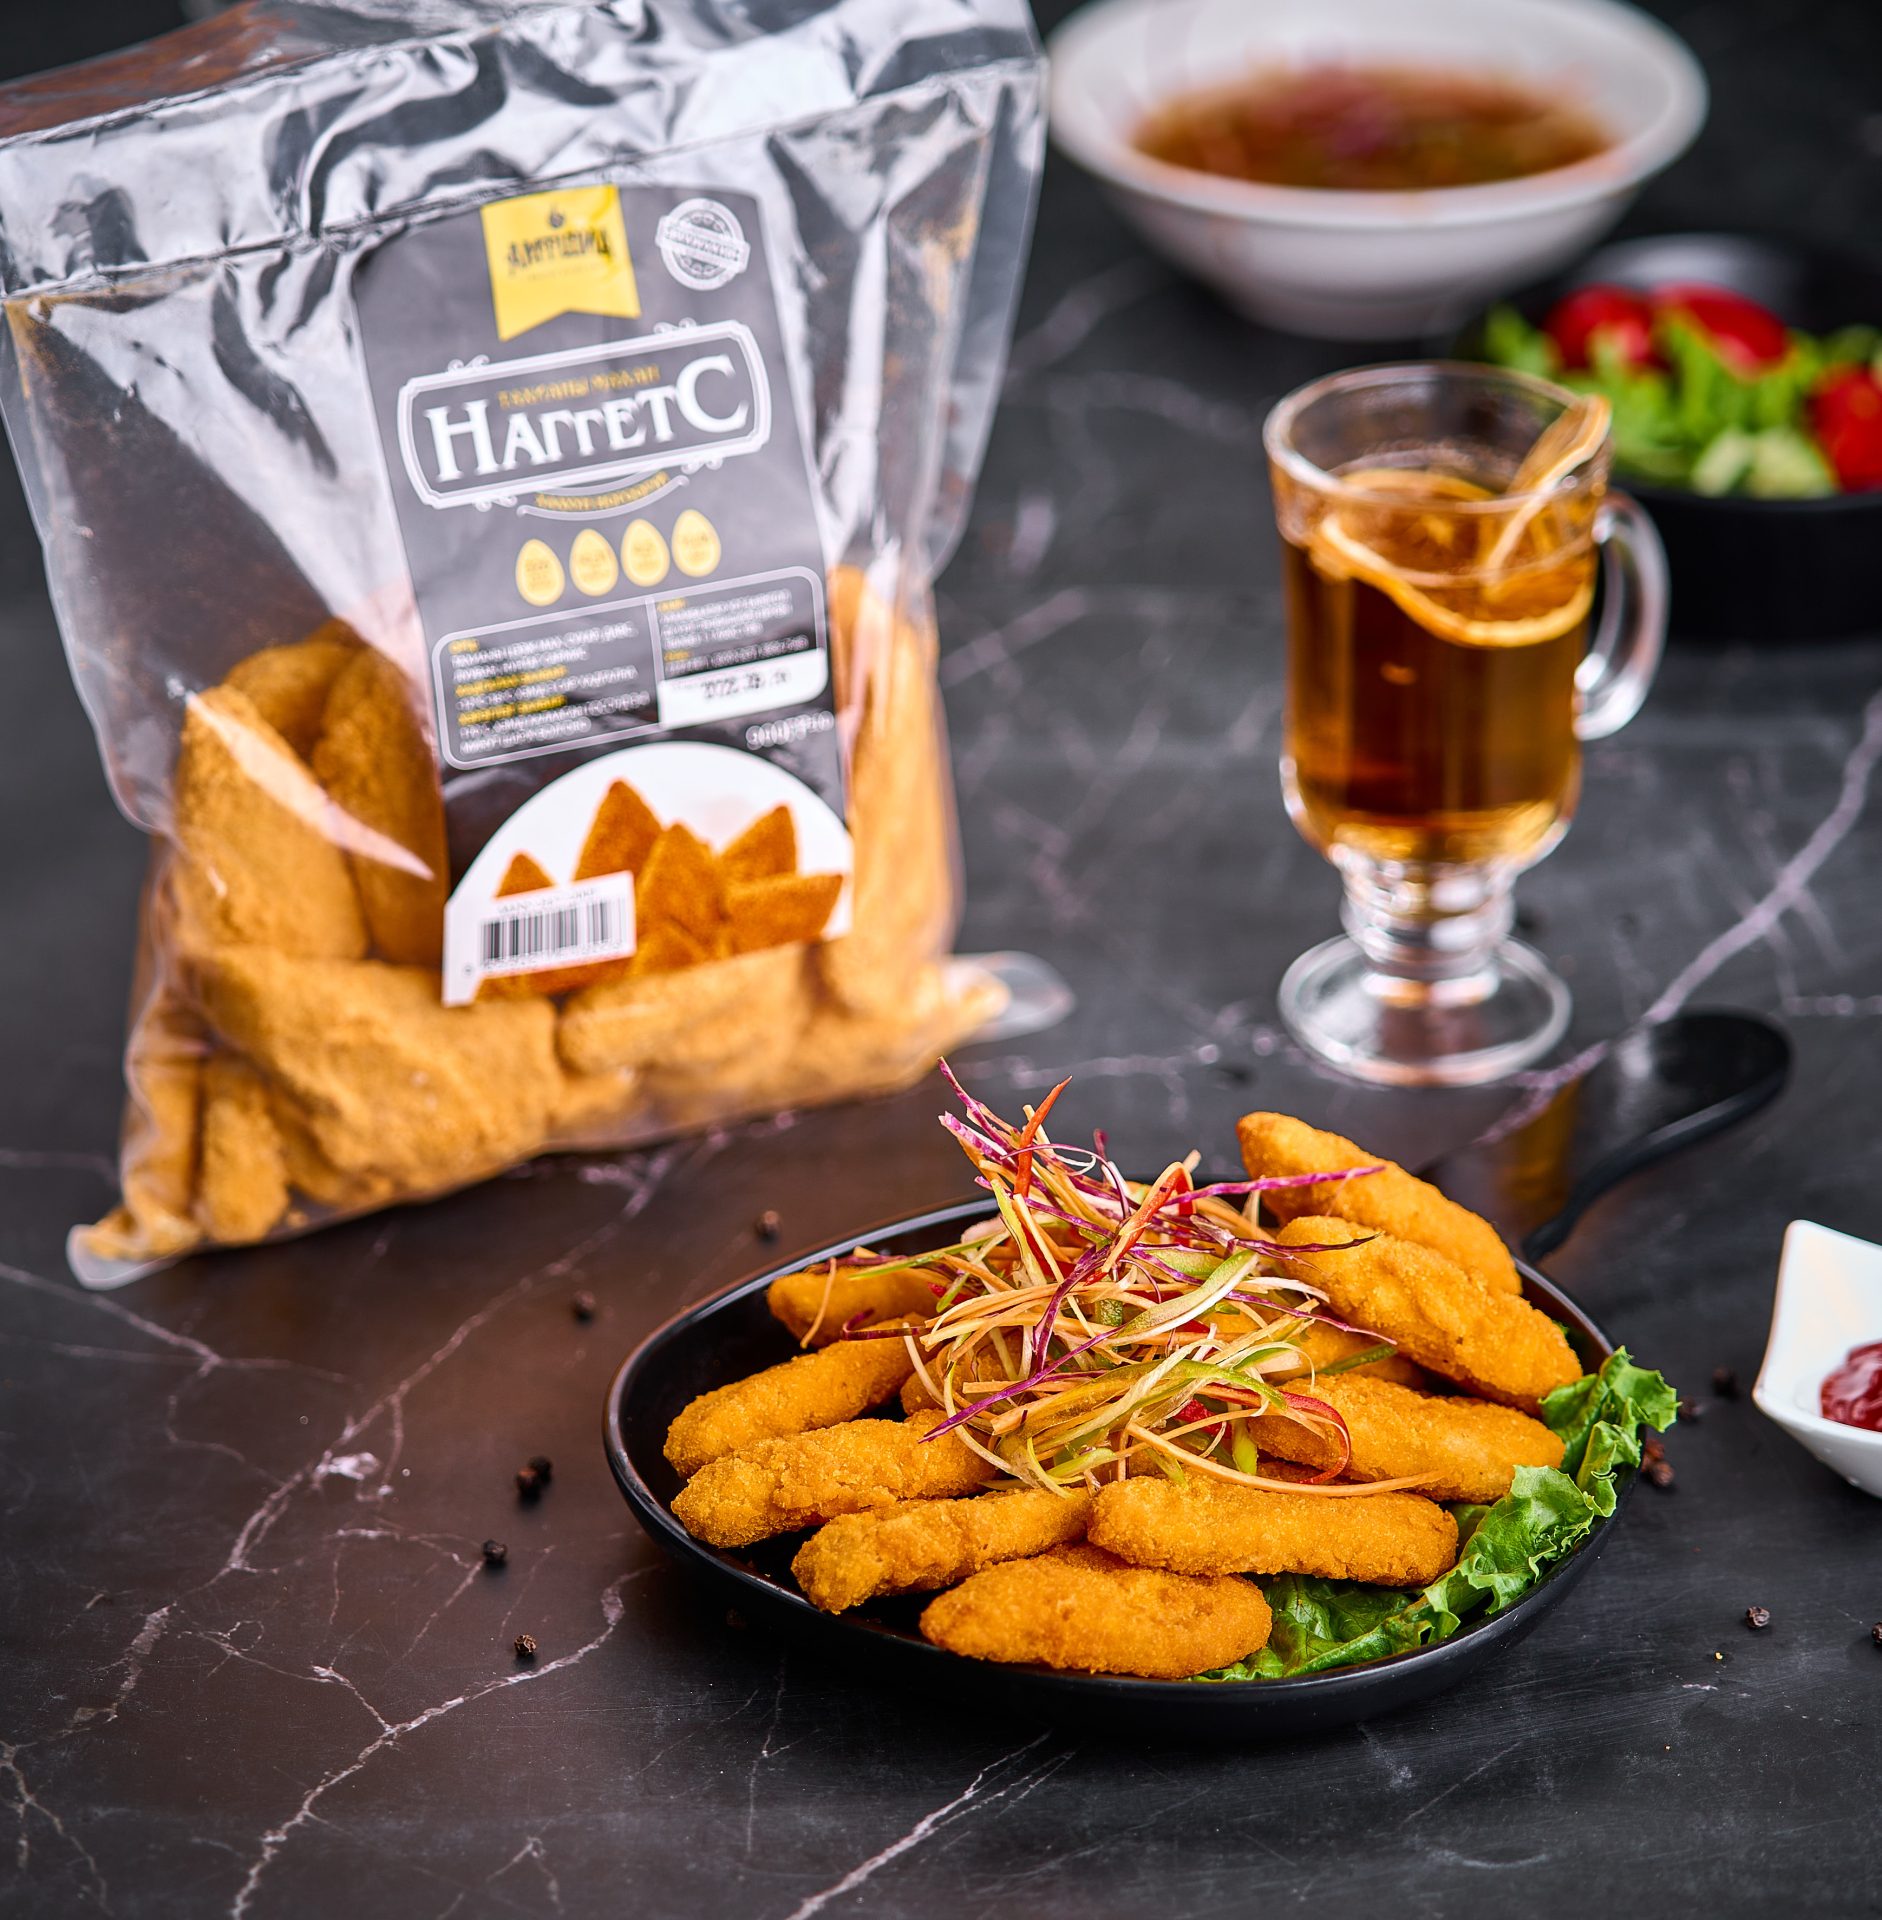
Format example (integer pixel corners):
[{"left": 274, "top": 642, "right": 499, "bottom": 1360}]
[{"left": 1309, "top": 510, "right": 1593, "bottom": 649}]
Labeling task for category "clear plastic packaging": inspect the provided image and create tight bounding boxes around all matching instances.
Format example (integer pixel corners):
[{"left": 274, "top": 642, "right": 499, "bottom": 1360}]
[{"left": 0, "top": 0, "right": 1044, "bottom": 1284}]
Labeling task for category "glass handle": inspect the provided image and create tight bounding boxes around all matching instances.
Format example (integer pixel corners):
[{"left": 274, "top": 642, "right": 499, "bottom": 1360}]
[{"left": 1577, "top": 490, "right": 1669, "bottom": 741}]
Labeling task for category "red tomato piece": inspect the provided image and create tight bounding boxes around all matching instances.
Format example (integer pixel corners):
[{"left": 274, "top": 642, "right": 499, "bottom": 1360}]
[
  {"left": 1545, "top": 284, "right": 1656, "bottom": 370},
  {"left": 1650, "top": 283, "right": 1791, "bottom": 371},
  {"left": 1811, "top": 366, "right": 1882, "bottom": 491}
]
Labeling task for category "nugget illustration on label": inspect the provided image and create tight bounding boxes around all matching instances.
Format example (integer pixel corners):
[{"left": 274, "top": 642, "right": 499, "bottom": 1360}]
[
  {"left": 720, "top": 804, "right": 796, "bottom": 884},
  {"left": 628, "top": 922, "right": 709, "bottom": 975},
  {"left": 635, "top": 823, "right": 724, "bottom": 944},
  {"left": 497, "top": 851, "right": 553, "bottom": 895},
  {"left": 222, "top": 622, "right": 360, "bottom": 759},
  {"left": 573, "top": 780, "right": 662, "bottom": 880},
  {"left": 725, "top": 872, "right": 842, "bottom": 953},
  {"left": 173, "top": 685, "right": 369, "bottom": 960}
]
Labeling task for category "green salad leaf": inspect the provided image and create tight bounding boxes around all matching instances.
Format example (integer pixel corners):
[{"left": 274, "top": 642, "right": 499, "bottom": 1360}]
[
  {"left": 1477, "top": 304, "right": 1867, "bottom": 497},
  {"left": 1201, "top": 1348, "right": 1676, "bottom": 1683}
]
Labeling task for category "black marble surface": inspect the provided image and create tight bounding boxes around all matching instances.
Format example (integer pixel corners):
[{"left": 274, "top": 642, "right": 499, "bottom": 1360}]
[{"left": 5, "top": 3, "right": 1882, "bottom": 1915}]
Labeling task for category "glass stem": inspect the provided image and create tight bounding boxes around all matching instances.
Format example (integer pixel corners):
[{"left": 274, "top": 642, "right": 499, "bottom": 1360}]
[{"left": 1338, "top": 859, "right": 1514, "bottom": 1006}]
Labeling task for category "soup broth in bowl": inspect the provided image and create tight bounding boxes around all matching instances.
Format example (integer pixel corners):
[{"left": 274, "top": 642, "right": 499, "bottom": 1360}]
[{"left": 1138, "top": 65, "right": 1611, "bottom": 193}]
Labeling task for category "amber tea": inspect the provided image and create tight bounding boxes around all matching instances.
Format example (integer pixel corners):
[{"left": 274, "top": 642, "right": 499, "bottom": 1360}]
[{"left": 1280, "top": 468, "right": 1594, "bottom": 871}]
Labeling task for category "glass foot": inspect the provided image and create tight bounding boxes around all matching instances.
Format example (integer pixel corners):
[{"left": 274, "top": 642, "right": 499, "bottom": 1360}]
[
  {"left": 1279, "top": 933, "right": 1569, "bottom": 1088},
  {"left": 954, "top": 951, "right": 1075, "bottom": 1045}
]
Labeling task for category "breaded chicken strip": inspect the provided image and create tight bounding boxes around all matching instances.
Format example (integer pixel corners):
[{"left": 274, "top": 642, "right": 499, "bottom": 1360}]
[
  {"left": 767, "top": 1262, "right": 939, "bottom": 1346},
  {"left": 899, "top": 1337, "right": 1007, "bottom": 1415},
  {"left": 793, "top": 1489, "right": 1093, "bottom": 1612},
  {"left": 222, "top": 625, "right": 359, "bottom": 758},
  {"left": 313, "top": 649, "right": 450, "bottom": 966},
  {"left": 1273, "top": 1218, "right": 1580, "bottom": 1412},
  {"left": 670, "top": 1413, "right": 994, "bottom": 1548},
  {"left": 665, "top": 1336, "right": 917, "bottom": 1477},
  {"left": 1272, "top": 1316, "right": 1427, "bottom": 1389},
  {"left": 1238, "top": 1112, "right": 1519, "bottom": 1295},
  {"left": 196, "top": 1056, "right": 289, "bottom": 1244},
  {"left": 919, "top": 1544, "right": 1272, "bottom": 1679},
  {"left": 1251, "top": 1375, "right": 1563, "bottom": 1502},
  {"left": 1091, "top": 1475, "right": 1457, "bottom": 1587}
]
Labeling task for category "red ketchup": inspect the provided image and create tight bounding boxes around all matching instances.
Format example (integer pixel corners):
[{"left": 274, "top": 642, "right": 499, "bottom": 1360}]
[{"left": 1820, "top": 1341, "right": 1882, "bottom": 1432}]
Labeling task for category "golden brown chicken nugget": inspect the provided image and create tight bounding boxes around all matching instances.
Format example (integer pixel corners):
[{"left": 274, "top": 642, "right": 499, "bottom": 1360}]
[
  {"left": 196, "top": 1056, "right": 290, "bottom": 1244},
  {"left": 312, "top": 649, "right": 449, "bottom": 966},
  {"left": 669, "top": 1412, "right": 995, "bottom": 1548},
  {"left": 1091, "top": 1475, "right": 1458, "bottom": 1587},
  {"left": 1239, "top": 1112, "right": 1520, "bottom": 1295},
  {"left": 172, "top": 685, "right": 369, "bottom": 960},
  {"left": 558, "top": 944, "right": 807, "bottom": 1076},
  {"left": 919, "top": 1544, "right": 1272, "bottom": 1679},
  {"left": 1250, "top": 1375, "right": 1563, "bottom": 1503},
  {"left": 497, "top": 852, "right": 553, "bottom": 896},
  {"left": 720, "top": 805, "right": 797, "bottom": 884},
  {"left": 767, "top": 1262, "right": 940, "bottom": 1345},
  {"left": 1272, "top": 1218, "right": 1580, "bottom": 1412},
  {"left": 1272, "top": 1317, "right": 1427, "bottom": 1390},
  {"left": 794, "top": 1489, "right": 1093, "bottom": 1613},
  {"left": 194, "top": 947, "right": 561, "bottom": 1188},
  {"left": 724, "top": 873, "right": 843, "bottom": 954},
  {"left": 574, "top": 780, "right": 662, "bottom": 880},
  {"left": 665, "top": 1335, "right": 917, "bottom": 1477},
  {"left": 635, "top": 824, "right": 723, "bottom": 944},
  {"left": 222, "top": 625, "right": 360, "bottom": 759}
]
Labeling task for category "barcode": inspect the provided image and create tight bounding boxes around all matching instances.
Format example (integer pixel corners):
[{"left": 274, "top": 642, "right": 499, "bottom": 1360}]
[{"left": 480, "top": 897, "right": 620, "bottom": 968}]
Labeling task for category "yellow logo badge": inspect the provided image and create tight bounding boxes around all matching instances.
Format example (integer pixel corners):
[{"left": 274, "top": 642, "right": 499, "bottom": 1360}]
[{"left": 481, "top": 185, "right": 640, "bottom": 342}]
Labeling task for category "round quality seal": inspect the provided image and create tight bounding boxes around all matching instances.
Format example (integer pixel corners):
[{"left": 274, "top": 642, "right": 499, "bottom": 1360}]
[{"left": 656, "top": 199, "right": 751, "bottom": 290}]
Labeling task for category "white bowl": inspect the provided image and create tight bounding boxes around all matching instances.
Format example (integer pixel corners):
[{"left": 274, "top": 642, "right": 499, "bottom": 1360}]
[
  {"left": 1047, "top": 0, "right": 1708, "bottom": 339},
  {"left": 1753, "top": 1221, "right": 1882, "bottom": 1499}
]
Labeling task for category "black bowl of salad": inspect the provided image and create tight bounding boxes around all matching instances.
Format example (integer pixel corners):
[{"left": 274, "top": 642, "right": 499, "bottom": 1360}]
[{"left": 1465, "top": 232, "right": 1882, "bottom": 641}]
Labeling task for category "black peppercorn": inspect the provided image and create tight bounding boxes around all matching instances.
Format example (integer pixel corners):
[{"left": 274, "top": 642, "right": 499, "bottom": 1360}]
[
  {"left": 481, "top": 1539, "right": 508, "bottom": 1570},
  {"left": 1643, "top": 1457, "right": 1675, "bottom": 1489},
  {"left": 1871, "top": 1623, "right": 1882, "bottom": 1649},
  {"left": 514, "top": 1633, "right": 538, "bottom": 1660},
  {"left": 515, "top": 1464, "right": 545, "bottom": 1501},
  {"left": 527, "top": 1454, "right": 552, "bottom": 1481},
  {"left": 1677, "top": 1396, "right": 1703, "bottom": 1424},
  {"left": 571, "top": 1290, "right": 596, "bottom": 1322},
  {"left": 755, "top": 1209, "right": 781, "bottom": 1241},
  {"left": 1712, "top": 1367, "right": 1740, "bottom": 1399},
  {"left": 1745, "top": 1606, "right": 1771, "bottom": 1631}
]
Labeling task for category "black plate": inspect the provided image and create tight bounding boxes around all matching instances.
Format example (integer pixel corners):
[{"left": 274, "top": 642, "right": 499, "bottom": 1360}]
[
  {"left": 1461, "top": 231, "right": 1882, "bottom": 643},
  {"left": 605, "top": 1199, "right": 1632, "bottom": 1736}
]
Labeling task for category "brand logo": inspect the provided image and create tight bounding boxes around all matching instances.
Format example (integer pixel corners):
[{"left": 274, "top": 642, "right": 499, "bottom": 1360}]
[
  {"left": 396, "top": 321, "right": 771, "bottom": 510},
  {"left": 481, "top": 185, "right": 640, "bottom": 342},
  {"left": 656, "top": 199, "right": 750, "bottom": 290}
]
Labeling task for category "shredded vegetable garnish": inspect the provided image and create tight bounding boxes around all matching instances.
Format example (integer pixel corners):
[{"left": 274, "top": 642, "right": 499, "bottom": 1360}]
[{"left": 840, "top": 1068, "right": 1403, "bottom": 1496}]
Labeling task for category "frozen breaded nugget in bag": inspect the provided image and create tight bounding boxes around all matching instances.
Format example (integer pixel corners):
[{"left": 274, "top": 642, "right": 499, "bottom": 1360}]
[
  {"left": 312, "top": 648, "right": 450, "bottom": 967},
  {"left": 5, "top": 0, "right": 1045, "bottom": 1283},
  {"left": 170, "top": 687, "right": 368, "bottom": 962}
]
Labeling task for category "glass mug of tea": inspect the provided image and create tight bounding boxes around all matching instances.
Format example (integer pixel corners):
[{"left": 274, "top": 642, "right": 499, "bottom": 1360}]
[{"left": 1263, "top": 363, "right": 1668, "bottom": 1087}]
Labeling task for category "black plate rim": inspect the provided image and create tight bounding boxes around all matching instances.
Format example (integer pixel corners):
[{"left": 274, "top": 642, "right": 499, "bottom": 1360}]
[{"left": 603, "top": 1197, "right": 1634, "bottom": 1706}]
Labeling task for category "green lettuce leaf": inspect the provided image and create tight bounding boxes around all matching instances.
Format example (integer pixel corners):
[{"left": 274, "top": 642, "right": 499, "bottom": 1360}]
[{"left": 1200, "top": 1349, "right": 1676, "bottom": 1683}]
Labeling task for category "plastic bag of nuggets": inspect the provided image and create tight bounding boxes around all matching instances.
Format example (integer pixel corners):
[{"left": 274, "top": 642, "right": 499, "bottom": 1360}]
[{"left": 0, "top": 0, "right": 1043, "bottom": 1284}]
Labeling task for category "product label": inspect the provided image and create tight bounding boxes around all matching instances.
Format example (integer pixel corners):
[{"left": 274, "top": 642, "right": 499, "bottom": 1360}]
[{"left": 356, "top": 183, "right": 846, "bottom": 1005}]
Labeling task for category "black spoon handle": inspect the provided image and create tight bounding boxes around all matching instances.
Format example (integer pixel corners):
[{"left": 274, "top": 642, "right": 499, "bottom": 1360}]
[{"left": 1418, "top": 1008, "right": 1792, "bottom": 1266}]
